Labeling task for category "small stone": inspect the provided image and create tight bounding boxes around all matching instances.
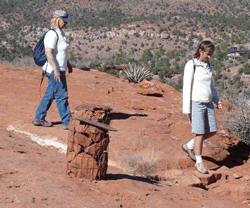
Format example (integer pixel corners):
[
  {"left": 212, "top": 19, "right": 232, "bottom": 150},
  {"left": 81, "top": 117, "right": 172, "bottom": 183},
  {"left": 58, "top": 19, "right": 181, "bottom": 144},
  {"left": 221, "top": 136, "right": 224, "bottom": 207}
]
[
  {"left": 233, "top": 173, "right": 242, "bottom": 179},
  {"left": 243, "top": 200, "right": 250, "bottom": 204},
  {"left": 193, "top": 170, "right": 218, "bottom": 185}
]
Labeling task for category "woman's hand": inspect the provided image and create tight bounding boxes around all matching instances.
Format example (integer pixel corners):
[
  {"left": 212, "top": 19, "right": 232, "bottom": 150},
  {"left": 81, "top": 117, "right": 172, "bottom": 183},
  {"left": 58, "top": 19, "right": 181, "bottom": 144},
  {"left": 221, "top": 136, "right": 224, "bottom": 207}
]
[
  {"left": 186, "top": 113, "right": 192, "bottom": 122},
  {"left": 54, "top": 69, "right": 61, "bottom": 82}
]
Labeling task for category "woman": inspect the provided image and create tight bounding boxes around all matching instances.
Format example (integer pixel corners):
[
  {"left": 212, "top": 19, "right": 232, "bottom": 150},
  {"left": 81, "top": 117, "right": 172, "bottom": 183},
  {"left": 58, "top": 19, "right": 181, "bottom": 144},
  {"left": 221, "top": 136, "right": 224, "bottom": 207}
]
[
  {"left": 33, "top": 10, "right": 72, "bottom": 130},
  {"left": 182, "top": 40, "right": 222, "bottom": 174}
]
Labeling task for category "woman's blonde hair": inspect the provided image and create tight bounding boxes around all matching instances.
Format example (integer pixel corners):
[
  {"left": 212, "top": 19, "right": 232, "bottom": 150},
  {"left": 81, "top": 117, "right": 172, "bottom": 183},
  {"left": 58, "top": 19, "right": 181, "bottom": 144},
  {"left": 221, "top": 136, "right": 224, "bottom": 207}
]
[{"left": 50, "top": 17, "right": 61, "bottom": 29}]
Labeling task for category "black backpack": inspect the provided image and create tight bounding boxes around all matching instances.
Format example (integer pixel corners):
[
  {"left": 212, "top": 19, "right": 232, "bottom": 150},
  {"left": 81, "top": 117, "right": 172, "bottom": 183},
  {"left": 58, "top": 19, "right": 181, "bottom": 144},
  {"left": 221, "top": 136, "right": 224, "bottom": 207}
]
[{"left": 33, "top": 29, "right": 58, "bottom": 66}]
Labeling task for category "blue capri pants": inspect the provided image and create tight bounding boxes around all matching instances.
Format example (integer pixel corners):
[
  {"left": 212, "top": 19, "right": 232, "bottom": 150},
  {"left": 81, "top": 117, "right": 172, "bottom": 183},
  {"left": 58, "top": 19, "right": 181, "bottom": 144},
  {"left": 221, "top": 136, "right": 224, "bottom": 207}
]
[{"left": 191, "top": 101, "right": 217, "bottom": 134}]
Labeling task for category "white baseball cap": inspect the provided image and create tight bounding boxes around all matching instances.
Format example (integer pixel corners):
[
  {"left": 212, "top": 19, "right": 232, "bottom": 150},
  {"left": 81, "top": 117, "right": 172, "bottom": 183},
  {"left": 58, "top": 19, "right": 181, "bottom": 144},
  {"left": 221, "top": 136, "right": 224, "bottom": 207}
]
[{"left": 53, "top": 10, "right": 72, "bottom": 22}]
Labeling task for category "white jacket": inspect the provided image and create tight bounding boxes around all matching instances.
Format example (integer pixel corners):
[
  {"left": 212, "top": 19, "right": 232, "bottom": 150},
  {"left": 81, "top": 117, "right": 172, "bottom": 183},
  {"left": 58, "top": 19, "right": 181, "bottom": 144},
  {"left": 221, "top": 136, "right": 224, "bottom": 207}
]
[{"left": 182, "top": 59, "right": 220, "bottom": 114}]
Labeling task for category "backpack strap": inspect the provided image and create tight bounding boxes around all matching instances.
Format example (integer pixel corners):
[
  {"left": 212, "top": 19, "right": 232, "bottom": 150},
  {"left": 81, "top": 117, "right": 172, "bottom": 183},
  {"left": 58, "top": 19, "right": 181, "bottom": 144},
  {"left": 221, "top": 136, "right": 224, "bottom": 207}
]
[
  {"left": 192, "top": 59, "right": 196, "bottom": 74},
  {"left": 39, "top": 29, "right": 59, "bottom": 97},
  {"left": 190, "top": 59, "right": 196, "bottom": 100},
  {"left": 207, "top": 60, "right": 211, "bottom": 69},
  {"left": 50, "top": 29, "right": 59, "bottom": 45}
]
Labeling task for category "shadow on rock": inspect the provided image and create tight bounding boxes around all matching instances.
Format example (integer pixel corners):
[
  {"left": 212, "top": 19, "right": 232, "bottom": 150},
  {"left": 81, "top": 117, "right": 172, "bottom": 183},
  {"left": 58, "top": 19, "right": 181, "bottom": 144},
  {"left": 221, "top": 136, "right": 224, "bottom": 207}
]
[
  {"left": 219, "top": 141, "right": 250, "bottom": 168},
  {"left": 51, "top": 121, "right": 62, "bottom": 125},
  {"left": 110, "top": 113, "right": 147, "bottom": 120},
  {"left": 105, "top": 173, "right": 158, "bottom": 184},
  {"left": 204, "top": 141, "right": 250, "bottom": 170}
]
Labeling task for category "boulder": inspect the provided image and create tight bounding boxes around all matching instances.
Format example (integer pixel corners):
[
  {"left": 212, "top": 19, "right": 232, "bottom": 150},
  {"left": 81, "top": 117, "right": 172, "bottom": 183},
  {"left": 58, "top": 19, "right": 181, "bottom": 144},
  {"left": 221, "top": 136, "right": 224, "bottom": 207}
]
[
  {"left": 136, "top": 80, "right": 164, "bottom": 97},
  {"left": 193, "top": 170, "right": 222, "bottom": 185},
  {"left": 160, "top": 32, "right": 170, "bottom": 39}
]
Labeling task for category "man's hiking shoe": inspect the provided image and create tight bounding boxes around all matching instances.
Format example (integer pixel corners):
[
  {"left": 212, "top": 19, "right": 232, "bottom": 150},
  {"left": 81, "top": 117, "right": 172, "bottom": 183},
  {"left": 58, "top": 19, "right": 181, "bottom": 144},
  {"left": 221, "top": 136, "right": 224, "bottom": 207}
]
[
  {"left": 194, "top": 162, "right": 209, "bottom": 174},
  {"left": 62, "top": 125, "right": 70, "bottom": 130},
  {"left": 181, "top": 144, "right": 196, "bottom": 161},
  {"left": 32, "top": 119, "right": 53, "bottom": 127}
]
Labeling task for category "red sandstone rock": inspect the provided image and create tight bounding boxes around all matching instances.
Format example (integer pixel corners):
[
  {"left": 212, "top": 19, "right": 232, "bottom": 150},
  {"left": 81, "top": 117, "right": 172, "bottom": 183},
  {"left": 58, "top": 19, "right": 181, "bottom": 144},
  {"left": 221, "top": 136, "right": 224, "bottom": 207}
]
[
  {"left": 233, "top": 173, "right": 242, "bottom": 179},
  {"left": 152, "top": 169, "right": 203, "bottom": 187},
  {"left": 178, "top": 175, "right": 203, "bottom": 187},
  {"left": 68, "top": 152, "right": 98, "bottom": 179},
  {"left": 97, "top": 151, "right": 108, "bottom": 180},
  {"left": 85, "top": 135, "right": 109, "bottom": 159},
  {"left": 1, "top": 64, "right": 250, "bottom": 207},
  {"left": 138, "top": 79, "right": 164, "bottom": 91},
  {"left": 215, "top": 165, "right": 231, "bottom": 180},
  {"left": 67, "top": 104, "right": 111, "bottom": 180},
  {"left": 66, "top": 151, "right": 76, "bottom": 162},
  {"left": 137, "top": 79, "right": 164, "bottom": 97},
  {"left": 73, "top": 143, "right": 82, "bottom": 155},
  {"left": 89, "top": 127, "right": 107, "bottom": 143},
  {"left": 74, "top": 132, "right": 92, "bottom": 148},
  {"left": 193, "top": 170, "right": 222, "bottom": 186}
]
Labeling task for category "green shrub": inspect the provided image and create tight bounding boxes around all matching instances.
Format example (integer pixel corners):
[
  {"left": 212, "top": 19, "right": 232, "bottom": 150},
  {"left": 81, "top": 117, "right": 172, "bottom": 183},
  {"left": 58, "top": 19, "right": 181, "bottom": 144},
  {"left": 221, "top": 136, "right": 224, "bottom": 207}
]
[
  {"left": 88, "top": 62, "right": 101, "bottom": 69},
  {"left": 105, "top": 46, "right": 111, "bottom": 52},
  {"left": 79, "top": 64, "right": 89, "bottom": 70},
  {"left": 134, "top": 32, "right": 140, "bottom": 37}
]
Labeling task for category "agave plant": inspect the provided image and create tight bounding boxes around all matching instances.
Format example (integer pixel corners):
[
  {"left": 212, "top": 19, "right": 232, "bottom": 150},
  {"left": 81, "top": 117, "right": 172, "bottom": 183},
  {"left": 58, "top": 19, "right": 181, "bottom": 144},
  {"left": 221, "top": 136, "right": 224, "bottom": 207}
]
[{"left": 120, "top": 64, "right": 152, "bottom": 83}]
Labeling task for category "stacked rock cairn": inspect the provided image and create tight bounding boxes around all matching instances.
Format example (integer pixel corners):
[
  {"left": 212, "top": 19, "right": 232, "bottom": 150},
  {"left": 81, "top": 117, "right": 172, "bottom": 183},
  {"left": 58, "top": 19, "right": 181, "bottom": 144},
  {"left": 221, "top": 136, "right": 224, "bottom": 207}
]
[{"left": 66, "top": 104, "right": 113, "bottom": 180}]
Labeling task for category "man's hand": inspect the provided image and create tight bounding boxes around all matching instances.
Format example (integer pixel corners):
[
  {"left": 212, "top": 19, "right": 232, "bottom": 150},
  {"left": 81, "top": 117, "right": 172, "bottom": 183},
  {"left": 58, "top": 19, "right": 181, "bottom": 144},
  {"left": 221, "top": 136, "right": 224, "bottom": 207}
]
[
  {"left": 217, "top": 103, "right": 222, "bottom": 109},
  {"left": 45, "top": 48, "right": 61, "bottom": 82},
  {"left": 54, "top": 69, "right": 61, "bottom": 82}
]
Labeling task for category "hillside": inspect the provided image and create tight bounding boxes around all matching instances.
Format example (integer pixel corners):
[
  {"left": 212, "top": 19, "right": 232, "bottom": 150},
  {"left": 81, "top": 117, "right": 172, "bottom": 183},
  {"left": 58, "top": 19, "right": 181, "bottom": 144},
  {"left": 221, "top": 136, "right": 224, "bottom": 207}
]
[
  {"left": 1, "top": 64, "right": 250, "bottom": 207},
  {"left": 1, "top": 0, "right": 250, "bottom": 95},
  {"left": 1, "top": 1, "right": 250, "bottom": 206}
]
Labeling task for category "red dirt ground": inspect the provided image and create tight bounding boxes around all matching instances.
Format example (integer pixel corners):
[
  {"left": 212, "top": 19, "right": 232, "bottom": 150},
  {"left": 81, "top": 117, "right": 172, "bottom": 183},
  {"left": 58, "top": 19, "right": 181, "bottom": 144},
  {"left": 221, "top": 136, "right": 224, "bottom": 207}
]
[{"left": 0, "top": 64, "right": 250, "bottom": 207}]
